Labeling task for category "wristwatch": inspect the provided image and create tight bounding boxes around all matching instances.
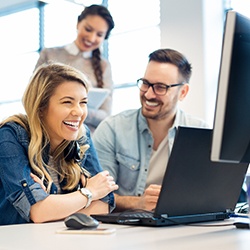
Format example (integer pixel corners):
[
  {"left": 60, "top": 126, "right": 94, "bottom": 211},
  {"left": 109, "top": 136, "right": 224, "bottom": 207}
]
[{"left": 79, "top": 188, "right": 92, "bottom": 208}]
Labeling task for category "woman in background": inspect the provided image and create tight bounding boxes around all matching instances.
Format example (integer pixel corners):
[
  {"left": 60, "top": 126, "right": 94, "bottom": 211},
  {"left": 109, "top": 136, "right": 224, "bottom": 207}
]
[
  {"left": 35, "top": 4, "right": 115, "bottom": 132},
  {"left": 0, "top": 63, "right": 118, "bottom": 225}
]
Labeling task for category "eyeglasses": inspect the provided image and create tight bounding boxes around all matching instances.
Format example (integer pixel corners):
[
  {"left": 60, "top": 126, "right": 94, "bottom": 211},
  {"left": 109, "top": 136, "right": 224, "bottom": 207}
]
[{"left": 137, "top": 78, "right": 184, "bottom": 96}]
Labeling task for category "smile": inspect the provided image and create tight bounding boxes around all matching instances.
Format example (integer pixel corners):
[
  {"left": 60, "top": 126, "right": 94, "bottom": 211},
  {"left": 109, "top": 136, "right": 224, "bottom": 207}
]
[
  {"left": 83, "top": 40, "right": 93, "bottom": 47},
  {"left": 145, "top": 100, "right": 159, "bottom": 107},
  {"left": 63, "top": 121, "right": 79, "bottom": 128}
]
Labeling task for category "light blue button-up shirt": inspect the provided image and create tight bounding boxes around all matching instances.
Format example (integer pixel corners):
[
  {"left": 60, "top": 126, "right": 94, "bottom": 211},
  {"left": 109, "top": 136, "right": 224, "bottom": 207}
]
[{"left": 93, "top": 108, "right": 209, "bottom": 197}]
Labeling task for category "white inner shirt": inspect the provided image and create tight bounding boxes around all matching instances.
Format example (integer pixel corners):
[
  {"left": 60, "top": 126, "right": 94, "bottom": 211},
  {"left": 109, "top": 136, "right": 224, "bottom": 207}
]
[{"left": 146, "top": 135, "right": 170, "bottom": 189}]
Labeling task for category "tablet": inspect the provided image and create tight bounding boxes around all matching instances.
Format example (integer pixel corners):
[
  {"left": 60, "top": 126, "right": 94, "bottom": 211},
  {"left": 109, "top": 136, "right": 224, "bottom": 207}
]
[{"left": 87, "top": 88, "right": 110, "bottom": 110}]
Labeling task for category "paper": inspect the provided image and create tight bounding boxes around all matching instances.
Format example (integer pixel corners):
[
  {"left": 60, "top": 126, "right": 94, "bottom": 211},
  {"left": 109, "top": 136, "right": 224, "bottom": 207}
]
[{"left": 87, "top": 88, "right": 110, "bottom": 110}]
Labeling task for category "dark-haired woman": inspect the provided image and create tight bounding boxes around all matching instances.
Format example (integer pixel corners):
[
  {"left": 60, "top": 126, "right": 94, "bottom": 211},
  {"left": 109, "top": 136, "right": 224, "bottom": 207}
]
[{"left": 35, "top": 4, "right": 115, "bottom": 132}]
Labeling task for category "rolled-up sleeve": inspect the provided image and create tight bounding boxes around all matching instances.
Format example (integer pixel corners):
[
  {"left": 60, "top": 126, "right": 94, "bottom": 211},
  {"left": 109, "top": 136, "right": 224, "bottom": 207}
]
[
  {"left": 0, "top": 125, "right": 49, "bottom": 223},
  {"left": 11, "top": 182, "right": 49, "bottom": 222}
]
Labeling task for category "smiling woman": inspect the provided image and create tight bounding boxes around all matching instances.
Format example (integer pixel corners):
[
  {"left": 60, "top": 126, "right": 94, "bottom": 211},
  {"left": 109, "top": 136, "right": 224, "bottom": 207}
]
[
  {"left": 0, "top": 63, "right": 118, "bottom": 225},
  {"left": 34, "top": 4, "right": 115, "bottom": 133},
  {"left": 42, "top": 80, "right": 88, "bottom": 151}
]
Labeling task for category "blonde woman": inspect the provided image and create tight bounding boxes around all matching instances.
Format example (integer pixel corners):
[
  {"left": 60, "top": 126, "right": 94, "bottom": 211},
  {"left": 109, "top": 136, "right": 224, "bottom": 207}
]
[{"left": 0, "top": 63, "right": 118, "bottom": 225}]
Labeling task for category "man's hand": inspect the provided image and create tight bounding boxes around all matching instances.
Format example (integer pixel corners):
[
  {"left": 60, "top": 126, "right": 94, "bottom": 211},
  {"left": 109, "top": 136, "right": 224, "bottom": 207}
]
[{"left": 137, "top": 184, "right": 161, "bottom": 211}]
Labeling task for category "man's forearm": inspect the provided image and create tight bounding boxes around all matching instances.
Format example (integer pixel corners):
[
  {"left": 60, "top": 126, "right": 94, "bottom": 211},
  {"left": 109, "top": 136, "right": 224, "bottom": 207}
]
[{"left": 113, "top": 193, "right": 141, "bottom": 212}]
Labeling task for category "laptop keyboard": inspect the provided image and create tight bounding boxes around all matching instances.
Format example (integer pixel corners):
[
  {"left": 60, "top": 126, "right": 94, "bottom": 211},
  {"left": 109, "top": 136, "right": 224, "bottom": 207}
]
[{"left": 119, "top": 211, "right": 154, "bottom": 219}]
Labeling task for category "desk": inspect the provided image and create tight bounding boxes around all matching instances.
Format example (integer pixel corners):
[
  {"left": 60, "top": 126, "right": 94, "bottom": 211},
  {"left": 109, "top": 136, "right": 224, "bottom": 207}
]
[{"left": 1, "top": 219, "right": 250, "bottom": 250}]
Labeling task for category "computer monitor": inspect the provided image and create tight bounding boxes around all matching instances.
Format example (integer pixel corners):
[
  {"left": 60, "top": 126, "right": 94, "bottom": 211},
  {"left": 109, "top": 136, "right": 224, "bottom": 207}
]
[{"left": 211, "top": 10, "right": 250, "bottom": 163}]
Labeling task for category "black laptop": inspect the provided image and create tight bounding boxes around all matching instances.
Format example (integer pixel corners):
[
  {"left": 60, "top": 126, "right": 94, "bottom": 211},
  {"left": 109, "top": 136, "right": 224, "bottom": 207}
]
[{"left": 92, "top": 127, "right": 249, "bottom": 226}]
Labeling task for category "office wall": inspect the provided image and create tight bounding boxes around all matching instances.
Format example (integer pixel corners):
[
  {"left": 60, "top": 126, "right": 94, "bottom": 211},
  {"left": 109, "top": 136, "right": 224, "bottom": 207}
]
[{"left": 160, "top": 0, "right": 224, "bottom": 127}]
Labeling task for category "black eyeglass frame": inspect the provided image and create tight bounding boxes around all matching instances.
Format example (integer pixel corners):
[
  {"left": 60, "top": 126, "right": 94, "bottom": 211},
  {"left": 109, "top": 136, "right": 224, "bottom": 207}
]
[{"left": 137, "top": 78, "right": 185, "bottom": 96}]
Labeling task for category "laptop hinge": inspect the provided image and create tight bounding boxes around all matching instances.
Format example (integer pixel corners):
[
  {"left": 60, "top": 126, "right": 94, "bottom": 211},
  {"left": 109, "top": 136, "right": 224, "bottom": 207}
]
[
  {"left": 226, "top": 208, "right": 234, "bottom": 214},
  {"left": 160, "top": 214, "right": 169, "bottom": 219}
]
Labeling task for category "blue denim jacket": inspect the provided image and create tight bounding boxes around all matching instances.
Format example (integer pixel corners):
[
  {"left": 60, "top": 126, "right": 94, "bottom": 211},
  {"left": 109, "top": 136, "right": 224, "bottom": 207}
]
[
  {"left": 0, "top": 122, "right": 114, "bottom": 225},
  {"left": 93, "top": 108, "right": 209, "bottom": 197}
]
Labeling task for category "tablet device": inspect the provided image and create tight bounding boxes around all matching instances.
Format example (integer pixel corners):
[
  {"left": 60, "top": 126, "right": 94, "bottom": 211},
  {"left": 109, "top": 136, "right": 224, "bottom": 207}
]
[{"left": 87, "top": 88, "right": 110, "bottom": 110}]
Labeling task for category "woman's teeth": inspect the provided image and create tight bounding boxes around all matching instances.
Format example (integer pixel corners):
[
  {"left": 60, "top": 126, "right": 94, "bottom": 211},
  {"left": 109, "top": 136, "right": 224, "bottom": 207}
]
[
  {"left": 63, "top": 121, "right": 79, "bottom": 128},
  {"left": 84, "top": 41, "right": 92, "bottom": 46}
]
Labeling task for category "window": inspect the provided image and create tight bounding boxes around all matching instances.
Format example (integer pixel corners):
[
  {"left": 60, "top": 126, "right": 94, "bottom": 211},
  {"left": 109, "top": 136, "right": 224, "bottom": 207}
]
[
  {"left": 0, "top": 8, "right": 40, "bottom": 120},
  {"left": 43, "top": 2, "right": 83, "bottom": 48},
  {"left": 108, "top": 0, "right": 160, "bottom": 114},
  {"left": 0, "top": 0, "right": 160, "bottom": 120}
]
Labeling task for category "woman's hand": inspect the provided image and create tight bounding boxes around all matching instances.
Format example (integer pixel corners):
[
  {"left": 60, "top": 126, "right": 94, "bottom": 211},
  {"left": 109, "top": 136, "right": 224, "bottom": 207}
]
[
  {"left": 30, "top": 173, "right": 46, "bottom": 192},
  {"left": 82, "top": 170, "right": 118, "bottom": 200}
]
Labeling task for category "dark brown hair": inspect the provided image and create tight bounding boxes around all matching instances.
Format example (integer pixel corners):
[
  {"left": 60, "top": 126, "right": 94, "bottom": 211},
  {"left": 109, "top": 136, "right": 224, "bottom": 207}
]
[{"left": 149, "top": 48, "right": 192, "bottom": 83}]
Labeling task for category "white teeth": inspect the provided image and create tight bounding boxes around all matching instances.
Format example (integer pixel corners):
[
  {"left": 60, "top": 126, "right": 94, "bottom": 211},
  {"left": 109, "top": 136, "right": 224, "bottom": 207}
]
[
  {"left": 84, "top": 41, "right": 92, "bottom": 46},
  {"left": 146, "top": 100, "right": 159, "bottom": 107},
  {"left": 64, "top": 121, "right": 79, "bottom": 127}
]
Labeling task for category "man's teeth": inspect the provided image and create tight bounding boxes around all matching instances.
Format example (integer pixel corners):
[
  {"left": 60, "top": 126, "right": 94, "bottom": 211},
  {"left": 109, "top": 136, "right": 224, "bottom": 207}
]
[
  {"left": 146, "top": 100, "right": 159, "bottom": 107},
  {"left": 64, "top": 121, "right": 79, "bottom": 127}
]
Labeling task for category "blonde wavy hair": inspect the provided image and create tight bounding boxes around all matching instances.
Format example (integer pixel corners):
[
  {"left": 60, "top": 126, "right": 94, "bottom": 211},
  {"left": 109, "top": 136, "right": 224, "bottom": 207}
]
[{"left": 1, "top": 63, "right": 90, "bottom": 192}]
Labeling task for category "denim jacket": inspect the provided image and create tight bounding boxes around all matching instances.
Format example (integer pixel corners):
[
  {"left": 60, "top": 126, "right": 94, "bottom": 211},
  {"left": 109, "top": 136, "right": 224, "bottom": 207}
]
[
  {"left": 0, "top": 122, "right": 114, "bottom": 225},
  {"left": 93, "top": 108, "right": 209, "bottom": 197}
]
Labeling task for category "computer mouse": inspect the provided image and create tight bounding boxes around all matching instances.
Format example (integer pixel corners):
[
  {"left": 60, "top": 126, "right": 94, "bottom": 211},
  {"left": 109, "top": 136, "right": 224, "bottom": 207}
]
[{"left": 64, "top": 213, "right": 99, "bottom": 229}]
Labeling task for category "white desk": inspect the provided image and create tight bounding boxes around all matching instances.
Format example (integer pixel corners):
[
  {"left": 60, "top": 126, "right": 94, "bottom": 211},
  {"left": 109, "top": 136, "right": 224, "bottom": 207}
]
[{"left": 1, "top": 219, "right": 250, "bottom": 250}]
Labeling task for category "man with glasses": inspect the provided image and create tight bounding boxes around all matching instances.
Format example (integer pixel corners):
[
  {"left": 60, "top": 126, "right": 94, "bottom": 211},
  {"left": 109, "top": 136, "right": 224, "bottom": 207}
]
[{"left": 92, "top": 48, "right": 208, "bottom": 212}]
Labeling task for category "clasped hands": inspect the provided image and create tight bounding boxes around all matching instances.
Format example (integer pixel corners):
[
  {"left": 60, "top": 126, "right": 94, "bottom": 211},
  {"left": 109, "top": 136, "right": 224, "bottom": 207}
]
[
  {"left": 81, "top": 170, "right": 118, "bottom": 200},
  {"left": 31, "top": 170, "right": 119, "bottom": 201}
]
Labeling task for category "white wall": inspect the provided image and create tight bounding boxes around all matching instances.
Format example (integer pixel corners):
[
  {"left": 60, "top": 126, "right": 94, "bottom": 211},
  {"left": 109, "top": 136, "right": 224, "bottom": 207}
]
[{"left": 160, "top": 0, "right": 224, "bottom": 127}]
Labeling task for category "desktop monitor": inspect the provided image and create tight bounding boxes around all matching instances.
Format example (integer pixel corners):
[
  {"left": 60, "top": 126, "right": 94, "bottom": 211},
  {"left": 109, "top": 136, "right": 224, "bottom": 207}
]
[{"left": 211, "top": 10, "right": 250, "bottom": 163}]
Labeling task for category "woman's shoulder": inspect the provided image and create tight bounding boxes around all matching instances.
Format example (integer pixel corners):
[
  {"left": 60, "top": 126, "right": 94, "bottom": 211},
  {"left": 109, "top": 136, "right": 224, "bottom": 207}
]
[
  {"left": 1, "top": 121, "right": 25, "bottom": 132},
  {"left": 41, "top": 46, "right": 65, "bottom": 53},
  {"left": 0, "top": 122, "right": 29, "bottom": 143}
]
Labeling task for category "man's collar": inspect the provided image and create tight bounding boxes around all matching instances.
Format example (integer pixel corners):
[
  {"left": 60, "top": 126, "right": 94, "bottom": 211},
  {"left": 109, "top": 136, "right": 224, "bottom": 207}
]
[
  {"left": 171, "top": 109, "right": 181, "bottom": 130},
  {"left": 138, "top": 108, "right": 149, "bottom": 133}
]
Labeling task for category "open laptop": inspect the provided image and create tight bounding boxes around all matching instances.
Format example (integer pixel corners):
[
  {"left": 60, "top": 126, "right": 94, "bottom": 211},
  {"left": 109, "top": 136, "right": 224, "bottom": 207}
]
[{"left": 92, "top": 127, "right": 249, "bottom": 226}]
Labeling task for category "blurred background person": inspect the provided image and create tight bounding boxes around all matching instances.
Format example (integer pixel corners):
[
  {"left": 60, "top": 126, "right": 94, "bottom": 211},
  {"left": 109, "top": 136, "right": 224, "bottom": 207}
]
[{"left": 35, "top": 4, "right": 115, "bottom": 133}]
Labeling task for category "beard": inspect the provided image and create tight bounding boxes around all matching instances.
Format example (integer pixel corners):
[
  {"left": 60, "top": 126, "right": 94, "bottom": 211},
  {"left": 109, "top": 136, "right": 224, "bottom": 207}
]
[
  {"left": 142, "top": 106, "right": 170, "bottom": 120},
  {"left": 141, "top": 95, "right": 178, "bottom": 121}
]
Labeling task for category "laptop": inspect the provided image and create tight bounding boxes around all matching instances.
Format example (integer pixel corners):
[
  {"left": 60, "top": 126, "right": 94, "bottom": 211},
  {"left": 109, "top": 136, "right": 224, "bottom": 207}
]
[{"left": 92, "top": 127, "right": 249, "bottom": 227}]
